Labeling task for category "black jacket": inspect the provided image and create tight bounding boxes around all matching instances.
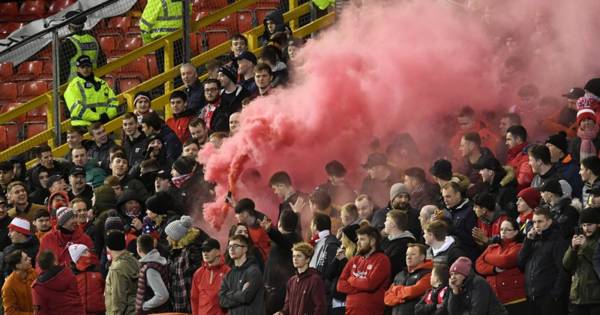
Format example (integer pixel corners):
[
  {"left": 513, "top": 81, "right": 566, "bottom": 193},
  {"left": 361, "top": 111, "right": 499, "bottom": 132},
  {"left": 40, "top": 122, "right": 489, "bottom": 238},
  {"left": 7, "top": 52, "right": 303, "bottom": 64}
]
[
  {"left": 123, "top": 132, "right": 148, "bottom": 167},
  {"left": 311, "top": 233, "right": 340, "bottom": 275},
  {"left": 157, "top": 126, "right": 182, "bottom": 164},
  {"left": 415, "top": 286, "right": 449, "bottom": 315},
  {"left": 221, "top": 85, "right": 249, "bottom": 112},
  {"left": 446, "top": 199, "right": 480, "bottom": 261},
  {"left": 0, "top": 215, "right": 11, "bottom": 250},
  {"left": 518, "top": 224, "right": 569, "bottom": 299},
  {"left": 208, "top": 98, "right": 242, "bottom": 134},
  {"left": 549, "top": 197, "right": 579, "bottom": 239},
  {"left": 88, "top": 140, "right": 117, "bottom": 171},
  {"left": 447, "top": 272, "right": 508, "bottom": 315},
  {"left": 185, "top": 79, "right": 205, "bottom": 114},
  {"left": 479, "top": 166, "right": 518, "bottom": 218},
  {"left": 264, "top": 229, "right": 302, "bottom": 288},
  {"left": 381, "top": 232, "right": 416, "bottom": 280},
  {"left": 219, "top": 257, "right": 266, "bottom": 315}
]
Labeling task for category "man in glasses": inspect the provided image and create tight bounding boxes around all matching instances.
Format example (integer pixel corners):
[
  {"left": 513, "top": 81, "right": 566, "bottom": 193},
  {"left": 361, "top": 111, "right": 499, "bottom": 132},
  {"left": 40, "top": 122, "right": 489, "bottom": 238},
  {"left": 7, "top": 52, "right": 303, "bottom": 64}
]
[{"left": 219, "top": 234, "right": 266, "bottom": 314}]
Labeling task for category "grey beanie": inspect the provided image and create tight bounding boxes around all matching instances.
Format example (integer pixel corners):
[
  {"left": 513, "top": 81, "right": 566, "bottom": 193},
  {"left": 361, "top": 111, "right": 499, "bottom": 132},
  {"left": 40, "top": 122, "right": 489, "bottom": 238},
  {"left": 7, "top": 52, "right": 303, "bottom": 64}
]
[
  {"left": 165, "top": 215, "right": 193, "bottom": 241},
  {"left": 56, "top": 207, "right": 76, "bottom": 227},
  {"left": 389, "top": 183, "right": 409, "bottom": 201}
]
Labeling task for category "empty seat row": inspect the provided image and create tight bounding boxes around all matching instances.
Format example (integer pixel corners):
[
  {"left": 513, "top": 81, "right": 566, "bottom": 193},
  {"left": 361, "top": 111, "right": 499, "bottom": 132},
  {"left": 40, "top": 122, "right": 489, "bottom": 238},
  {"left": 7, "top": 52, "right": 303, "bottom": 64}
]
[{"left": 0, "top": 0, "right": 76, "bottom": 23}]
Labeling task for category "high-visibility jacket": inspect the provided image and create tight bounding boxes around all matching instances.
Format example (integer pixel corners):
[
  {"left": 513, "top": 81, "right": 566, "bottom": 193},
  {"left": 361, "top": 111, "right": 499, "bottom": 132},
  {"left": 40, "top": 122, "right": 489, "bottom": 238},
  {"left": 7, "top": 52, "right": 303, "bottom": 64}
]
[
  {"left": 312, "top": 0, "right": 335, "bottom": 10},
  {"left": 64, "top": 75, "right": 119, "bottom": 127},
  {"left": 140, "top": 0, "right": 184, "bottom": 44},
  {"left": 67, "top": 33, "right": 99, "bottom": 80}
]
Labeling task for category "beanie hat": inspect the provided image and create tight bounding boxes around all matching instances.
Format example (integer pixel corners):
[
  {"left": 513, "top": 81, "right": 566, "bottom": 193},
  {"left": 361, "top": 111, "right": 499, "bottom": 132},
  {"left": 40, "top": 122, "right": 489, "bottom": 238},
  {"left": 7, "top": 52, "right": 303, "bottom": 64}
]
[
  {"left": 540, "top": 179, "right": 563, "bottom": 196},
  {"left": 56, "top": 207, "right": 76, "bottom": 227},
  {"left": 8, "top": 217, "right": 31, "bottom": 235},
  {"left": 430, "top": 159, "right": 452, "bottom": 181},
  {"left": 234, "top": 198, "right": 256, "bottom": 214},
  {"left": 450, "top": 256, "right": 472, "bottom": 277},
  {"left": 584, "top": 78, "right": 600, "bottom": 97},
  {"left": 576, "top": 109, "right": 596, "bottom": 126},
  {"left": 165, "top": 215, "right": 193, "bottom": 241},
  {"left": 68, "top": 244, "right": 89, "bottom": 263},
  {"left": 104, "top": 215, "right": 125, "bottom": 232},
  {"left": 218, "top": 65, "right": 238, "bottom": 83},
  {"left": 579, "top": 208, "right": 600, "bottom": 225},
  {"left": 389, "top": 183, "right": 409, "bottom": 201},
  {"left": 517, "top": 187, "right": 541, "bottom": 209},
  {"left": 173, "top": 156, "right": 196, "bottom": 175},
  {"left": 341, "top": 224, "right": 359, "bottom": 243},
  {"left": 473, "top": 155, "right": 501, "bottom": 172},
  {"left": 545, "top": 132, "right": 569, "bottom": 154},
  {"left": 145, "top": 192, "right": 172, "bottom": 215},
  {"left": 105, "top": 230, "right": 126, "bottom": 251},
  {"left": 134, "top": 91, "right": 151, "bottom": 105},
  {"left": 279, "top": 210, "right": 298, "bottom": 232}
]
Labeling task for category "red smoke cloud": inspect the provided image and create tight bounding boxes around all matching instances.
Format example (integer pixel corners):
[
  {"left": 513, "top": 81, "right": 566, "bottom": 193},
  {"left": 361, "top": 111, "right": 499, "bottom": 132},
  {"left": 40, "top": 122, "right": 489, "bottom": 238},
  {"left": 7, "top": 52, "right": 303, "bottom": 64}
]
[{"left": 196, "top": 0, "right": 600, "bottom": 230}]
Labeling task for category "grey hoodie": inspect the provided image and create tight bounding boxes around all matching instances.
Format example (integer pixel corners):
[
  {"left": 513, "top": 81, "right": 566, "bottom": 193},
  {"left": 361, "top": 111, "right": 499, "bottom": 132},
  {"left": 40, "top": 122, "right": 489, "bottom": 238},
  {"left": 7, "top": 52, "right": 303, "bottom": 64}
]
[{"left": 139, "top": 249, "right": 169, "bottom": 311}]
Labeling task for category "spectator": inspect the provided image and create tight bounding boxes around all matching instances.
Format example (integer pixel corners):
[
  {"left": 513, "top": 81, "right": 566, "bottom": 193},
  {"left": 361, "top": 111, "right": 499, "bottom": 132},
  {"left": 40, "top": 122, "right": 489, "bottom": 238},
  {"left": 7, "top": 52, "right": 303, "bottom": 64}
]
[
  {"left": 429, "top": 159, "right": 470, "bottom": 192},
  {"left": 581, "top": 157, "right": 600, "bottom": 207},
  {"left": 47, "top": 191, "right": 69, "bottom": 218},
  {"left": 570, "top": 109, "right": 600, "bottom": 164},
  {"left": 200, "top": 78, "right": 239, "bottom": 134},
  {"left": 269, "top": 171, "right": 308, "bottom": 226},
  {"left": 476, "top": 218, "right": 527, "bottom": 313},
  {"left": 260, "top": 45, "right": 289, "bottom": 87},
  {"left": 2, "top": 218, "right": 39, "bottom": 276},
  {"left": 541, "top": 87, "right": 583, "bottom": 138},
  {"left": 475, "top": 155, "right": 518, "bottom": 217},
  {"left": 191, "top": 238, "right": 230, "bottom": 315},
  {"left": 47, "top": 175, "right": 68, "bottom": 196},
  {"left": 337, "top": 224, "right": 391, "bottom": 315},
  {"left": 228, "top": 112, "right": 241, "bottom": 136},
  {"left": 309, "top": 212, "right": 340, "bottom": 274},
  {"left": 316, "top": 160, "right": 357, "bottom": 209},
  {"left": 276, "top": 242, "right": 327, "bottom": 315},
  {"left": 447, "top": 257, "right": 508, "bottom": 315},
  {"left": 539, "top": 179, "right": 579, "bottom": 239},
  {"left": 496, "top": 112, "right": 522, "bottom": 163},
  {"left": 505, "top": 125, "right": 534, "bottom": 190},
  {"left": 339, "top": 202, "right": 360, "bottom": 230},
  {"left": 180, "top": 63, "right": 205, "bottom": 113},
  {"left": 218, "top": 65, "right": 249, "bottom": 110},
  {"left": 165, "top": 215, "right": 207, "bottom": 313},
  {"left": 65, "top": 126, "right": 89, "bottom": 162},
  {"left": 32, "top": 250, "right": 85, "bottom": 315},
  {"left": 563, "top": 208, "right": 600, "bottom": 314},
  {"left": 68, "top": 244, "right": 105, "bottom": 315},
  {"left": 326, "top": 224, "right": 358, "bottom": 315},
  {"left": 0, "top": 161, "right": 14, "bottom": 196},
  {"left": 140, "top": 0, "right": 183, "bottom": 75},
  {"left": 255, "top": 63, "right": 274, "bottom": 96},
  {"left": 29, "top": 169, "right": 50, "bottom": 205},
  {"left": 122, "top": 112, "right": 148, "bottom": 168},
  {"left": 166, "top": 90, "right": 196, "bottom": 143},
  {"left": 355, "top": 194, "right": 386, "bottom": 230},
  {"left": 104, "top": 230, "right": 139, "bottom": 315},
  {"left": 0, "top": 196, "right": 12, "bottom": 249},
  {"left": 182, "top": 138, "right": 200, "bottom": 158},
  {"left": 135, "top": 234, "right": 170, "bottom": 314},
  {"left": 441, "top": 182, "right": 479, "bottom": 260},
  {"left": 28, "top": 144, "right": 69, "bottom": 184},
  {"left": 87, "top": 123, "right": 116, "bottom": 171},
  {"left": 68, "top": 166, "right": 93, "bottom": 205},
  {"left": 419, "top": 205, "right": 441, "bottom": 229},
  {"left": 219, "top": 234, "right": 266, "bottom": 314},
  {"left": 188, "top": 117, "right": 209, "bottom": 145},
  {"left": 71, "top": 198, "right": 95, "bottom": 241},
  {"left": 518, "top": 207, "right": 569, "bottom": 315},
  {"left": 360, "top": 153, "right": 402, "bottom": 208},
  {"left": 458, "top": 131, "right": 496, "bottom": 185},
  {"left": 424, "top": 220, "right": 465, "bottom": 266},
  {"left": 172, "top": 156, "right": 213, "bottom": 215},
  {"left": 449, "top": 106, "right": 499, "bottom": 159},
  {"left": 414, "top": 263, "right": 450, "bottom": 315},
  {"left": 471, "top": 193, "right": 508, "bottom": 246},
  {"left": 63, "top": 55, "right": 117, "bottom": 127},
  {"left": 38, "top": 207, "right": 94, "bottom": 269},
  {"left": 132, "top": 91, "right": 154, "bottom": 124},
  {"left": 230, "top": 34, "right": 248, "bottom": 59},
  {"left": 382, "top": 210, "right": 416, "bottom": 279},
  {"left": 234, "top": 198, "right": 271, "bottom": 260},
  {"left": 260, "top": 211, "right": 302, "bottom": 314},
  {"left": 528, "top": 144, "right": 562, "bottom": 189},
  {"left": 516, "top": 187, "right": 540, "bottom": 233},
  {"left": 1, "top": 250, "right": 35, "bottom": 315},
  {"left": 236, "top": 51, "right": 258, "bottom": 96},
  {"left": 404, "top": 167, "right": 440, "bottom": 211},
  {"left": 386, "top": 183, "right": 423, "bottom": 239},
  {"left": 71, "top": 147, "right": 108, "bottom": 188},
  {"left": 546, "top": 132, "right": 583, "bottom": 199},
  {"left": 110, "top": 153, "right": 149, "bottom": 200},
  {"left": 141, "top": 112, "right": 182, "bottom": 164}
]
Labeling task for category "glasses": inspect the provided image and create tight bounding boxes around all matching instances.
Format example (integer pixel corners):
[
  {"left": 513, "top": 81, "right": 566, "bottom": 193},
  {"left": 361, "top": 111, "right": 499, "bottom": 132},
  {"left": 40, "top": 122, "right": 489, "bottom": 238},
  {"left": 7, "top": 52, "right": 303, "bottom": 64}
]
[{"left": 228, "top": 244, "right": 246, "bottom": 250}]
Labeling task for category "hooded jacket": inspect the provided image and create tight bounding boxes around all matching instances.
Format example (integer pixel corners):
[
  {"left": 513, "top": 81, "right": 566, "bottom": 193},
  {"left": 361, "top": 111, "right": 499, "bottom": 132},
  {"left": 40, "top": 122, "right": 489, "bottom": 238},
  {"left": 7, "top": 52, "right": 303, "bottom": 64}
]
[
  {"left": 1, "top": 268, "right": 36, "bottom": 315},
  {"left": 384, "top": 260, "right": 433, "bottom": 315},
  {"left": 157, "top": 125, "right": 182, "bottom": 166},
  {"left": 105, "top": 251, "right": 139, "bottom": 315},
  {"left": 506, "top": 142, "right": 534, "bottom": 191},
  {"left": 310, "top": 231, "right": 340, "bottom": 275},
  {"left": 136, "top": 249, "right": 169, "bottom": 314},
  {"left": 337, "top": 251, "right": 391, "bottom": 315},
  {"left": 427, "top": 236, "right": 466, "bottom": 267},
  {"left": 280, "top": 267, "right": 327, "bottom": 315},
  {"left": 447, "top": 271, "right": 508, "bottom": 315},
  {"left": 563, "top": 230, "right": 600, "bottom": 305},
  {"left": 37, "top": 226, "right": 94, "bottom": 271},
  {"left": 219, "top": 256, "right": 266, "bottom": 315},
  {"left": 73, "top": 260, "right": 105, "bottom": 315},
  {"left": 32, "top": 265, "right": 85, "bottom": 315},
  {"left": 478, "top": 165, "right": 517, "bottom": 218},
  {"left": 381, "top": 231, "right": 416, "bottom": 280},
  {"left": 261, "top": 10, "right": 287, "bottom": 44},
  {"left": 191, "top": 259, "right": 231, "bottom": 315}
]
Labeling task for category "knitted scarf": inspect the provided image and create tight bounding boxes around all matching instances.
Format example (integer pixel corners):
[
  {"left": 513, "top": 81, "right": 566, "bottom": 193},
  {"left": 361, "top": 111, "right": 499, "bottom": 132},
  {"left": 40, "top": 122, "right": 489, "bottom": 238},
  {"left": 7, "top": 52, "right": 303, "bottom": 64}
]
[
  {"left": 577, "top": 123, "right": 599, "bottom": 160},
  {"left": 172, "top": 173, "right": 192, "bottom": 188}
]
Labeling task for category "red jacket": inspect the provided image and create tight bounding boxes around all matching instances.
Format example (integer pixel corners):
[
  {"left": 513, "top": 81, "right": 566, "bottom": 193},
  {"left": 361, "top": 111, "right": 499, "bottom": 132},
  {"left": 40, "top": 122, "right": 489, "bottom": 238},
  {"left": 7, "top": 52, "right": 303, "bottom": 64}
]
[
  {"left": 37, "top": 227, "right": 94, "bottom": 272},
  {"left": 337, "top": 251, "right": 391, "bottom": 315},
  {"left": 248, "top": 225, "right": 271, "bottom": 261},
  {"left": 384, "top": 260, "right": 432, "bottom": 306},
  {"left": 281, "top": 268, "right": 327, "bottom": 315},
  {"left": 506, "top": 143, "right": 533, "bottom": 191},
  {"left": 166, "top": 114, "right": 193, "bottom": 143},
  {"left": 477, "top": 213, "right": 508, "bottom": 239},
  {"left": 32, "top": 265, "right": 85, "bottom": 315},
  {"left": 475, "top": 239, "right": 526, "bottom": 304},
  {"left": 75, "top": 270, "right": 105, "bottom": 315},
  {"left": 190, "top": 260, "right": 231, "bottom": 315}
]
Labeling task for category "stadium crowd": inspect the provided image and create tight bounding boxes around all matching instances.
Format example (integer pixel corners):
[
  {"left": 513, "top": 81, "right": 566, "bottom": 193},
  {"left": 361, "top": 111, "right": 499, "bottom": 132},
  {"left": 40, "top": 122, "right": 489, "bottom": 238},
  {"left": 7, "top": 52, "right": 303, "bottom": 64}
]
[{"left": 3, "top": 2, "right": 600, "bottom": 315}]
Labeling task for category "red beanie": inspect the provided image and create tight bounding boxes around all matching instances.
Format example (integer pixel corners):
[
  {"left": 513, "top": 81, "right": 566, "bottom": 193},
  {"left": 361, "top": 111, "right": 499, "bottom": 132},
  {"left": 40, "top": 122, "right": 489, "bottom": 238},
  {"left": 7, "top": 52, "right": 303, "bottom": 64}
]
[
  {"left": 450, "top": 256, "right": 472, "bottom": 277},
  {"left": 576, "top": 108, "right": 596, "bottom": 126},
  {"left": 517, "top": 187, "right": 541, "bottom": 209}
]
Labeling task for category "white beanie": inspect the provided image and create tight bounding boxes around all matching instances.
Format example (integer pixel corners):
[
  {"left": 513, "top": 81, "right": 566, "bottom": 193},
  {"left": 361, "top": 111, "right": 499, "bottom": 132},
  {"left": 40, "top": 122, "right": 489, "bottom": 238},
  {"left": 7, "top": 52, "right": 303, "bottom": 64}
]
[
  {"left": 8, "top": 217, "right": 31, "bottom": 235},
  {"left": 68, "top": 244, "right": 89, "bottom": 263}
]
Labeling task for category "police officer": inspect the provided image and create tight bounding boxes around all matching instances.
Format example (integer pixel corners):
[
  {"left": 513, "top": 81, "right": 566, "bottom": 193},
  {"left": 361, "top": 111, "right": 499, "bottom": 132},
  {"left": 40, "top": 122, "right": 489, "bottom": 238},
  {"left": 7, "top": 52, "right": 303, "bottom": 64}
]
[
  {"left": 140, "top": 0, "right": 185, "bottom": 74},
  {"left": 59, "top": 11, "right": 106, "bottom": 85},
  {"left": 63, "top": 55, "right": 119, "bottom": 127}
]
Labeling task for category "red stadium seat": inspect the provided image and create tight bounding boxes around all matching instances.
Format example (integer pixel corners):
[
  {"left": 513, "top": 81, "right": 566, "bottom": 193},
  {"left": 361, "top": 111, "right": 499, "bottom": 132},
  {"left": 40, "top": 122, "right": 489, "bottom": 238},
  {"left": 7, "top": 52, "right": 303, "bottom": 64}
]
[
  {"left": 237, "top": 10, "right": 254, "bottom": 33},
  {"left": 107, "top": 16, "right": 132, "bottom": 34},
  {"left": 193, "top": 10, "right": 210, "bottom": 22},
  {"left": 146, "top": 54, "right": 158, "bottom": 76},
  {"left": 117, "top": 75, "right": 142, "bottom": 93},
  {"left": 0, "top": 102, "right": 25, "bottom": 124},
  {"left": 48, "top": 0, "right": 76, "bottom": 15},
  {"left": 120, "top": 35, "right": 142, "bottom": 51},
  {"left": 19, "top": 0, "right": 46, "bottom": 20},
  {"left": 205, "top": 0, "right": 228, "bottom": 10},
  {"left": 18, "top": 80, "right": 48, "bottom": 101},
  {"left": 26, "top": 106, "right": 47, "bottom": 120},
  {"left": 0, "top": 124, "right": 19, "bottom": 150},
  {"left": 99, "top": 35, "right": 120, "bottom": 56},
  {"left": 0, "top": 83, "right": 18, "bottom": 105},
  {"left": 120, "top": 57, "right": 150, "bottom": 80},
  {"left": 0, "top": 62, "right": 14, "bottom": 81},
  {"left": 15, "top": 60, "right": 43, "bottom": 80},
  {"left": 0, "top": 22, "right": 22, "bottom": 39},
  {"left": 190, "top": 32, "right": 200, "bottom": 54},
  {"left": 205, "top": 29, "right": 229, "bottom": 49},
  {"left": 40, "top": 60, "right": 52, "bottom": 80},
  {"left": 25, "top": 121, "right": 46, "bottom": 138},
  {"left": 0, "top": 2, "right": 19, "bottom": 22}
]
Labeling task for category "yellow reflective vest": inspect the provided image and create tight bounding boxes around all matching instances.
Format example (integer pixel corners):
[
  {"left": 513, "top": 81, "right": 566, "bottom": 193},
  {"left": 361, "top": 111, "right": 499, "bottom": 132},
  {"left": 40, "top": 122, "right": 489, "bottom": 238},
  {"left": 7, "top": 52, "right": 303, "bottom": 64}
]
[
  {"left": 140, "top": 0, "right": 184, "bottom": 44},
  {"left": 312, "top": 0, "right": 335, "bottom": 10},
  {"left": 67, "top": 33, "right": 99, "bottom": 80},
  {"left": 64, "top": 76, "right": 119, "bottom": 127}
]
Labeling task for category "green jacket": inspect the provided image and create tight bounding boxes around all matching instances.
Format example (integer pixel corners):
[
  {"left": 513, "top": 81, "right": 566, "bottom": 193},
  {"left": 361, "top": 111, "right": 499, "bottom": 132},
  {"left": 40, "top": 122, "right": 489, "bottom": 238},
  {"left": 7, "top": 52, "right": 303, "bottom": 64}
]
[
  {"left": 312, "top": 0, "right": 335, "bottom": 10},
  {"left": 63, "top": 75, "right": 119, "bottom": 126},
  {"left": 563, "top": 231, "right": 600, "bottom": 305},
  {"left": 105, "top": 251, "right": 140, "bottom": 315},
  {"left": 85, "top": 159, "right": 107, "bottom": 188}
]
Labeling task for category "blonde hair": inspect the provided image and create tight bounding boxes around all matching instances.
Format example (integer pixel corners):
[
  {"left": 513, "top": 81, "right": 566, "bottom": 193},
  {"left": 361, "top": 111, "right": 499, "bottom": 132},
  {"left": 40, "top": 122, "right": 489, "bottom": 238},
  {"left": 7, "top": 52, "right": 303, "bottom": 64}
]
[
  {"left": 340, "top": 233, "right": 357, "bottom": 259},
  {"left": 292, "top": 242, "right": 314, "bottom": 259}
]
